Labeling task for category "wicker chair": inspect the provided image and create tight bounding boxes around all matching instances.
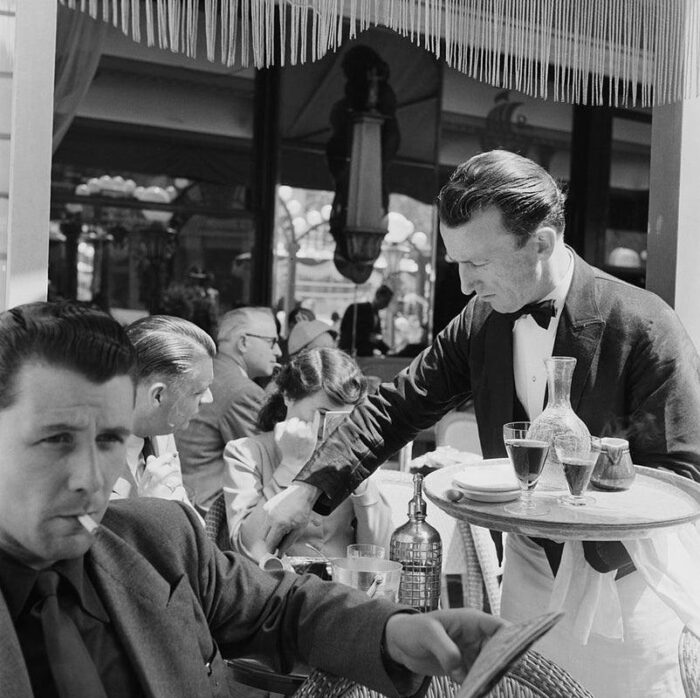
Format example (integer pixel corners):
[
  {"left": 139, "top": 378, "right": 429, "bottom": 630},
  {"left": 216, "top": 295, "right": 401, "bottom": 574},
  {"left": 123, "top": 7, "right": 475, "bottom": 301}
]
[
  {"left": 293, "top": 650, "right": 594, "bottom": 697},
  {"left": 203, "top": 491, "right": 231, "bottom": 552},
  {"left": 679, "top": 624, "right": 700, "bottom": 698},
  {"left": 292, "top": 673, "right": 456, "bottom": 698}
]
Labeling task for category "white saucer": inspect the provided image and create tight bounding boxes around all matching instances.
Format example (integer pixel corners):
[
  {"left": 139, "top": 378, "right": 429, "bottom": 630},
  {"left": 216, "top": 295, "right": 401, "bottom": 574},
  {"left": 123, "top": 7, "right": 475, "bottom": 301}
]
[
  {"left": 452, "top": 459, "right": 520, "bottom": 493},
  {"left": 461, "top": 489, "right": 521, "bottom": 503}
]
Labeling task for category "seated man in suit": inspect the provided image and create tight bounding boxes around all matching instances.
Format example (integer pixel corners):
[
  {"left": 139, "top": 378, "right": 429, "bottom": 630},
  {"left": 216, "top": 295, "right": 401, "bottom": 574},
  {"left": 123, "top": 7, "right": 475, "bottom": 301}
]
[
  {"left": 111, "top": 315, "right": 215, "bottom": 512},
  {"left": 176, "top": 306, "right": 282, "bottom": 513},
  {"left": 0, "top": 300, "right": 503, "bottom": 698}
]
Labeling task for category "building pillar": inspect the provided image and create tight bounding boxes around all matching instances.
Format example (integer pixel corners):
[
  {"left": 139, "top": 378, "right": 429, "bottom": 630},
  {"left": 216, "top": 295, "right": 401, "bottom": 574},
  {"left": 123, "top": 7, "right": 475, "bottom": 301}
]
[
  {"left": 0, "top": 0, "right": 56, "bottom": 310},
  {"left": 647, "top": 97, "right": 700, "bottom": 352},
  {"left": 251, "top": 65, "right": 280, "bottom": 308},
  {"left": 566, "top": 106, "right": 613, "bottom": 267}
]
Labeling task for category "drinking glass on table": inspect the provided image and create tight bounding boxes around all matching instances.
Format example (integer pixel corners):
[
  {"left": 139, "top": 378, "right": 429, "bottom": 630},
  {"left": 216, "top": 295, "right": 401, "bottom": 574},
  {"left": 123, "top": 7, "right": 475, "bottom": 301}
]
[
  {"left": 554, "top": 434, "right": 601, "bottom": 506},
  {"left": 503, "top": 421, "right": 550, "bottom": 516},
  {"left": 331, "top": 558, "right": 402, "bottom": 600},
  {"left": 347, "top": 543, "right": 386, "bottom": 559}
]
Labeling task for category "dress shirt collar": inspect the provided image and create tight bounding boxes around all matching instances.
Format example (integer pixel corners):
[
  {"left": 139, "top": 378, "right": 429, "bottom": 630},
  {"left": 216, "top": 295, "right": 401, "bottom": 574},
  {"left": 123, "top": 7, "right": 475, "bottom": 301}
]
[
  {"left": 0, "top": 549, "right": 108, "bottom": 623},
  {"left": 126, "top": 434, "right": 147, "bottom": 475},
  {"left": 538, "top": 246, "right": 574, "bottom": 316}
]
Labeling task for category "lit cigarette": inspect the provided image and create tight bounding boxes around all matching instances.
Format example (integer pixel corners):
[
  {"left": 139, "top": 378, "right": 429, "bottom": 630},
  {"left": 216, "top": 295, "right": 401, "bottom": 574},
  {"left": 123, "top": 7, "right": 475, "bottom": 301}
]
[{"left": 78, "top": 514, "right": 99, "bottom": 534}]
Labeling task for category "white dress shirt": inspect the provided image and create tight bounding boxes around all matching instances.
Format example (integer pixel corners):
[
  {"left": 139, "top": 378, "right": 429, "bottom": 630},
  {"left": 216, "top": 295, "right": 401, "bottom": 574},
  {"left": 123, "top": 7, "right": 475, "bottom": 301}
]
[
  {"left": 111, "top": 435, "right": 200, "bottom": 510},
  {"left": 513, "top": 250, "right": 574, "bottom": 420}
]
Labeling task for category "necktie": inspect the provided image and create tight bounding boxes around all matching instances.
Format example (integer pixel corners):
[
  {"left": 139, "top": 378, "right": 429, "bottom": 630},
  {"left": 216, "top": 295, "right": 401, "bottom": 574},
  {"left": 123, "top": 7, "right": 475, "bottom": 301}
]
[
  {"left": 141, "top": 436, "right": 156, "bottom": 460},
  {"left": 34, "top": 570, "right": 108, "bottom": 698},
  {"left": 502, "top": 298, "right": 556, "bottom": 329},
  {"left": 137, "top": 436, "right": 156, "bottom": 481}
]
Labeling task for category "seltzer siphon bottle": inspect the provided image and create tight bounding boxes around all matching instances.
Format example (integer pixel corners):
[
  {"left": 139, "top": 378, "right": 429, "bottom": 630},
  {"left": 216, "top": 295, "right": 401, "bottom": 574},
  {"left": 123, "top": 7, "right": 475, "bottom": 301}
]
[{"left": 389, "top": 473, "right": 442, "bottom": 612}]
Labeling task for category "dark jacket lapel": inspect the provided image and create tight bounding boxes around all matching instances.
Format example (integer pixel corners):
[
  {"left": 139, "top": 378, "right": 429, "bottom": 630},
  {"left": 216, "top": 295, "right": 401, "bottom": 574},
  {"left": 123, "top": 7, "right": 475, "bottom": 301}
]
[
  {"left": 553, "top": 250, "right": 605, "bottom": 411},
  {"left": 475, "top": 308, "right": 515, "bottom": 457},
  {"left": 0, "top": 592, "right": 33, "bottom": 698}
]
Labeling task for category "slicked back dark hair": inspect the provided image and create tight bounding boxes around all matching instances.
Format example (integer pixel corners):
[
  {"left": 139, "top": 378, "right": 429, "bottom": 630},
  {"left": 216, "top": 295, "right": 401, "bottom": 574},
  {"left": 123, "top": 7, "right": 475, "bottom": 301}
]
[
  {"left": 0, "top": 301, "right": 135, "bottom": 410},
  {"left": 126, "top": 315, "right": 216, "bottom": 383},
  {"left": 437, "top": 150, "right": 567, "bottom": 246},
  {"left": 257, "top": 347, "right": 367, "bottom": 432}
]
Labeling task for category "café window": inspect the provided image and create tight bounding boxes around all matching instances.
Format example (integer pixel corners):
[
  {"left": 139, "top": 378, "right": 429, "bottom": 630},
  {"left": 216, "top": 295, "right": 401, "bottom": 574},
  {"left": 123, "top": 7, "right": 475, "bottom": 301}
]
[
  {"left": 271, "top": 185, "right": 435, "bottom": 356},
  {"left": 603, "top": 112, "right": 652, "bottom": 288},
  {"left": 49, "top": 163, "right": 255, "bottom": 332}
]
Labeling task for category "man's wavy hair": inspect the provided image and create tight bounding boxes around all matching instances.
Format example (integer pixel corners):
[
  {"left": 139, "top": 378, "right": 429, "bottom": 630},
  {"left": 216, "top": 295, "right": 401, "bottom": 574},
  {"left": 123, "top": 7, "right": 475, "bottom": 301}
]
[
  {"left": 257, "top": 347, "right": 367, "bottom": 432},
  {"left": 437, "top": 150, "right": 567, "bottom": 247},
  {"left": 0, "top": 301, "right": 135, "bottom": 410},
  {"left": 126, "top": 315, "right": 216, "bottom": 384}
]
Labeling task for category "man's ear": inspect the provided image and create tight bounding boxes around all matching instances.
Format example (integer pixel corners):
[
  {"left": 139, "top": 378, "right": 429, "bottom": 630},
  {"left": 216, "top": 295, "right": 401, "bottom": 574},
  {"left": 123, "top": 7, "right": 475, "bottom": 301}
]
[
  {"left": 236, "top": 333, "right": 248, "bottom": 354},
  {"left": 148, "top": 382, "right": 167, "bottom": 407},
  {"left": 533, "top": 225, "right": 558, "bottom": 260}
]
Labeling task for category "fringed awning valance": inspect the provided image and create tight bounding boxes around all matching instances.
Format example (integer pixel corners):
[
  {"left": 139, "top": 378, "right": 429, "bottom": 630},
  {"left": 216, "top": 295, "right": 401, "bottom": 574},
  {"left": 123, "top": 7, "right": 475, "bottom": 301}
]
[{"left": 59, "top": 0, "right": 700, "bottom": 107}]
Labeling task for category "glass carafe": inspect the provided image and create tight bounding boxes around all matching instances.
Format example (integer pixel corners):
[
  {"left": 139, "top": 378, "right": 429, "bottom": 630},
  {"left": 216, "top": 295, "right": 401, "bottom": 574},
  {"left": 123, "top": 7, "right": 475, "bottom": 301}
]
[{"left": 527, "top": 356, "right": 590, "bottom": 490}]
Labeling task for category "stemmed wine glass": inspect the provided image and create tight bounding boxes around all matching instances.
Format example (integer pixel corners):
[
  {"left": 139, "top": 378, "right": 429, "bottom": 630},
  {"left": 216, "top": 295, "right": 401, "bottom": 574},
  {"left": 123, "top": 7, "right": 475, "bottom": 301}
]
[
  {"left": 503, "top": 422, "right": 551, "bottom": 516},
  {"left": 554, "top": 434, "right": 601, "bottom": 506}
]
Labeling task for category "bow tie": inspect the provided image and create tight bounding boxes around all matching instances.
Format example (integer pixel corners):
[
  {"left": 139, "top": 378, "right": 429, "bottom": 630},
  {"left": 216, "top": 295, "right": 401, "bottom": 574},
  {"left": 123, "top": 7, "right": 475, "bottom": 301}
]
[{"left": 502, "top": 299, "right": 557, "bottom": 329}]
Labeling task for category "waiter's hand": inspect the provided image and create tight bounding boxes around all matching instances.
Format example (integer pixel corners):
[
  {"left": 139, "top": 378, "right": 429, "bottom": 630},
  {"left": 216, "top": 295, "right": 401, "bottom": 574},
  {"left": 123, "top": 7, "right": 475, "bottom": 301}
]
[
  {"left": 263, "top": 482, "right": 321, "bottom": 553},
  {"left": 384, "top": 609, "right": 505, "bottom": 684}
]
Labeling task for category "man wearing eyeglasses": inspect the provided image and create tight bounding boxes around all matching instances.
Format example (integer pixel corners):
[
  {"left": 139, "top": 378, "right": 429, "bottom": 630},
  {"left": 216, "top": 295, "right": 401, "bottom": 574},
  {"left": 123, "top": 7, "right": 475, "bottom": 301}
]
[{"left": 176, "top": 307, "right": 282, "bottom": 513}]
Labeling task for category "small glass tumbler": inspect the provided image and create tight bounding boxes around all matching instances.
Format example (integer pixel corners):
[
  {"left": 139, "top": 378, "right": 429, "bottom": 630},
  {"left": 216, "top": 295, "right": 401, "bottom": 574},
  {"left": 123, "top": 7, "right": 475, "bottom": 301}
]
[
  {"left": 346, "top": 544, "right": 386, "bottom": 559},
  {"left": 332, "top": 558, "right": 402, "bottom": 600},
  {"left": 554, "top": 434, "right": 601, "bottom": 506}
]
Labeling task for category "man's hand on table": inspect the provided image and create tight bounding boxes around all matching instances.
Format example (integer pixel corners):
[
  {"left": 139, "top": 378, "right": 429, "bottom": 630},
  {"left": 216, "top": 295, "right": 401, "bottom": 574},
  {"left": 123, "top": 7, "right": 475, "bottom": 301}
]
[
  {"left": 384, "top": 609, "right": 505, "bottom": 685},
  {"left": 263, "top": 482, "right": 321, "bottom": 553}
]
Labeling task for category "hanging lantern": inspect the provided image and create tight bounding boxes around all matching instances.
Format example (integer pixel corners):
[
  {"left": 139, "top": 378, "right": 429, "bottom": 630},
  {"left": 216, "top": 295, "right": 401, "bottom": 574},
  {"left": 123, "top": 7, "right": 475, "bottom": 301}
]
[
  {"left": 340, "top": 112, "right": 387, "bottom": 279},
  {"left": 326, "top": 46, "right": 400, "bottom": 285}
]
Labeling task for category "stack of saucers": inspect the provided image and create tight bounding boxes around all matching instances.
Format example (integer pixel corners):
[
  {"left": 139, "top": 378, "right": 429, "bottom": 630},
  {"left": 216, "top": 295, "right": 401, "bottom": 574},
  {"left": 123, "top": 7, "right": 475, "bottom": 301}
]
[{"left": 451, "top": 458, "right": 521, "bottom": 503}]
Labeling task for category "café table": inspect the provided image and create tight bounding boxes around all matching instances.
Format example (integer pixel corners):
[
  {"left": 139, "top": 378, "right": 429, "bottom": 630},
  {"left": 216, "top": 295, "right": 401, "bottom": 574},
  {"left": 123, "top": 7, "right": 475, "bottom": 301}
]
[{"left": 423, "top": 460, "right": 700, "bottom": 541}]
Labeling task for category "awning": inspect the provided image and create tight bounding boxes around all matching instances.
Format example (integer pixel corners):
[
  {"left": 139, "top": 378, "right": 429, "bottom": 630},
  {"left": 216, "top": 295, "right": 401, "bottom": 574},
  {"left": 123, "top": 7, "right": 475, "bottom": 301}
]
[{"left": 60, "top": 0, "right": 700, "bottom": 107}]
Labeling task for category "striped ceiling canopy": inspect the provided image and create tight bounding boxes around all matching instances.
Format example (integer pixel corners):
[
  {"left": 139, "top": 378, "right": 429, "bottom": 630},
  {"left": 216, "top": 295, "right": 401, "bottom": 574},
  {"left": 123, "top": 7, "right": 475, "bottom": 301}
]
[{"left": 60, "top": 0, "right": 700, "bottom": 107}]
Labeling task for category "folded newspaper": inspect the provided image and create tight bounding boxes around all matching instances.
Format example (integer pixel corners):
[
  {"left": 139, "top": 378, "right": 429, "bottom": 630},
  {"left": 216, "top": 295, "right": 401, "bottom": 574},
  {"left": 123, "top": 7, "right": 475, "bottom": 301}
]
[{"left": 458, "top": 612, "right": 563, "bottom": 698}]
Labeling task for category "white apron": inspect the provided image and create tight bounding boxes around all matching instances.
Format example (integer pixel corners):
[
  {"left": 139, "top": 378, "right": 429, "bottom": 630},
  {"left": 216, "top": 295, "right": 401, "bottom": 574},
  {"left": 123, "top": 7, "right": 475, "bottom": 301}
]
[{"left": 501, "top": 533, "right": 683, "bottom": 698}]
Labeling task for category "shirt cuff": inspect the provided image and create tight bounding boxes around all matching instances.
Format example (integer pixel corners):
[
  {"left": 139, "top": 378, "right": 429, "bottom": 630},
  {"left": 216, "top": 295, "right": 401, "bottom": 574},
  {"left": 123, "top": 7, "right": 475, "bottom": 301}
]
[{"left": 350, "top": 479, "right": 380, "bottom": 505}]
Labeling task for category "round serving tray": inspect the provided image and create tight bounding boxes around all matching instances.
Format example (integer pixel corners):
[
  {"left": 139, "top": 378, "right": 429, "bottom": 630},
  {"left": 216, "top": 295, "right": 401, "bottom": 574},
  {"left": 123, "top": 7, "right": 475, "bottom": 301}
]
[{"left": 424, "top": 463, "right": 700, "bottom": 541}]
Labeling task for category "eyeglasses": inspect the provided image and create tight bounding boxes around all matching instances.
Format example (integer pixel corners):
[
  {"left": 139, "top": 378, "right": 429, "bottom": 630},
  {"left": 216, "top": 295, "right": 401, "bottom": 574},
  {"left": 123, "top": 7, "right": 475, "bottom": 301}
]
[{"left": 245, "top": 333, "right": 279, "bottom": 349}]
